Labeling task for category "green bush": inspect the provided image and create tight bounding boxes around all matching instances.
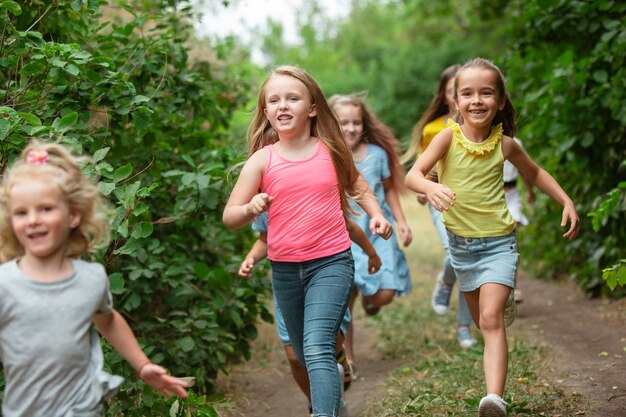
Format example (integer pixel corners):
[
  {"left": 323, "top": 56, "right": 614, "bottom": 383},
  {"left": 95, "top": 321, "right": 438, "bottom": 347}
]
[{"left": 0, "top": 0, "right": 271, "bottom": 414}]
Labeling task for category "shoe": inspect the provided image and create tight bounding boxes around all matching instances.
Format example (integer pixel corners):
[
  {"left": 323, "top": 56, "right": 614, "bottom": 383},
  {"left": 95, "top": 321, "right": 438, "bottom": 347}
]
[
  {"left": 456, "top": 326, "right": 476, "bottom": 349},
  {"left": 431, "top": 273, "right": 452, "bottom": 315},
  {"left": 478, "top": 393, "right": 507, "bottom": 416},
  {"left": 348, "top": 359, "right": 358, "bottom": 381},
  {"left": 514, "top": 288, "right": 524, "bottom": 304},
  {"left": 503, "top": 290, "right": 516, "bottom": 327},
  {"left": 336, "top": 347, "right": 353, "bottom": 391},
  {"left": 337, "top": 363, "right": 349, "bottom": 417}
]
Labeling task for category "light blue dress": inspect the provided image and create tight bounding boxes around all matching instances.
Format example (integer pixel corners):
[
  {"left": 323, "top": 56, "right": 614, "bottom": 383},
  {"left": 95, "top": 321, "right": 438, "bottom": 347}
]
[{"left": 351, "top": 144, "right": 412, "bottom": 296}]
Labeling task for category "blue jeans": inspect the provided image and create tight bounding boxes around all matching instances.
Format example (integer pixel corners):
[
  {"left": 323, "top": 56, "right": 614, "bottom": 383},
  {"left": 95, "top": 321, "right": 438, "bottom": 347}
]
[
  {"left": 271, "top": 249, "right": 354, "bottom": 417},
  {"left": 428, "top": 204, "right": 472, "bottom": 327}
]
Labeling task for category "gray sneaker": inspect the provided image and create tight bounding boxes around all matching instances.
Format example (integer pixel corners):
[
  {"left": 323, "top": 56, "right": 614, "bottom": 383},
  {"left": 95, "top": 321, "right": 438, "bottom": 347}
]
[
  {"left": 457, "top": 326, "right": 476, "bottom": 349},
  {"left": 431, "top": 273, "right": 452, "bottom": 316},
  {"left": 478, "top": 393, "right": 507, "bottom": 416},
  {"left": 337, "top": 363, "right": 349, "bottom": 417},
  {"left": 503, "top": 291, "right": 516, "bottom": 327}
]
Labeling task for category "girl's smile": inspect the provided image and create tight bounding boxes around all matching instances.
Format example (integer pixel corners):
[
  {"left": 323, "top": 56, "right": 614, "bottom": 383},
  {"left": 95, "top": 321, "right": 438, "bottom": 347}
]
[
  {"left": 9, "top": 178, "right": 80, "bottom": 263},
  {"left": 333, "top": 104, "right": 364, "bottom": 151},
  {"left": 263, "top": 75, "right": 316, "bottom": 139},
  {"left": 455, "top": 67, "right": 504, "bottom": 139}
]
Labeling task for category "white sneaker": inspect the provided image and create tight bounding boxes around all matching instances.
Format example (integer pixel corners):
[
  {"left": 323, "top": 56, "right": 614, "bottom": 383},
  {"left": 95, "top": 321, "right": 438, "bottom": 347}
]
[
  {"left": 503, "top": 290, "right": 516, "bottom": 327},
  {"left": 431, "top": 273, "right": 452, "bottom": 316},
  {"left": 337, "top": 363, "right": 349, "bottom": 417},
  {"left": 478, "top": 393, "right": 507, "bottom": 417}
]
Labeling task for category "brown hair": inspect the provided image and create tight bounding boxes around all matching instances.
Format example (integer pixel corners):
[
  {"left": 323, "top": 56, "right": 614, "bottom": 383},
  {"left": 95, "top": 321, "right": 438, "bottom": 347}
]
[
  {"left": 453, "top": 58, "right": 517, "bottom": 136},
  {"left": 0, "top": 140, "right": 110, "bottom": 262},
  {"left": 401, "top": 64, "right": 460, "bottom": 164},
  {"left": 247, "top": 65, "right": 361, "bottom": 214},
  {"left": 329, "top": 93, "right": 405, "bottom": 194}
]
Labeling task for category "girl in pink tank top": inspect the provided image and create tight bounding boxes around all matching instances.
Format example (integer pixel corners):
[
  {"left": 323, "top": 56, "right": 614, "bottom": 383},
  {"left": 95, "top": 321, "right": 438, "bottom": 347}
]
[{"left": 223, "top": 66, "right": 392, "bottom": 417}]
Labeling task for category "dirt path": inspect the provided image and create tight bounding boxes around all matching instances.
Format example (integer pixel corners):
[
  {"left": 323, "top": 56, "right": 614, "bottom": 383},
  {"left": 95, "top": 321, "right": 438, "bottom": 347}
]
[
  {"left": 510, "top": 273, "right": 626, "bottom": 417},
  {"left": 216, "top": 309, "right": 402, "bottom": 417}
]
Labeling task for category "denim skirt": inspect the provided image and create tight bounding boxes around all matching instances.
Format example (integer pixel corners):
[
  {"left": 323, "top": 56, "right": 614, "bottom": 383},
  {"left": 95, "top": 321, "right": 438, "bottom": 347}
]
[{"left": 446, "top": 229, "right": 519, "bottom": 292}]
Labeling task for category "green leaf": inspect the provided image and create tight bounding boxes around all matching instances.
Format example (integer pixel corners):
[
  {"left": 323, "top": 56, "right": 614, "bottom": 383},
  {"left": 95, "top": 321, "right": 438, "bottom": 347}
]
[
  {"left": 97, "top": 181, "right": 115, "bottom": 196},
  {"left": 131, "top": 221, "right": 153, "bottom": 239},
  {"left": 193, "top": 262, "right": 210, "bottom": 279},
  {"left": 17, "top": 112, "right": 42, "bottom": 126},
  {"left": 52, "top": 112, "right": 78, "bottom": 133},
  {"left": 0, "top": 118, "right": 10, "bottom": 140},
  {"left": 112, "top": 163, "right": 132, "bottom": 182},
  {"left": 176, "top": 336, "right": 196, "bottom": 352},
  {"left": 93, "top": 147, "right": 110, "bottom": 162},
  {"left": 592, "top": 70, "right": 608, "bottom": 83},
  {"left": 0, "top": 1, "right": 22, "bottom": 15},
  {"left": 108, "top": 272, "right": 125, "bottom": 294},
  {"left": 169, "top": 400, "right": 180, "bottom": 417}
]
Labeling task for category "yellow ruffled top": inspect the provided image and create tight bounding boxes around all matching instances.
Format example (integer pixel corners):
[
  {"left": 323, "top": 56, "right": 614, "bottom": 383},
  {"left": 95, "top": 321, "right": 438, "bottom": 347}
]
[{"left": 447, "top": 119, "right": 503, "bottom": 156}]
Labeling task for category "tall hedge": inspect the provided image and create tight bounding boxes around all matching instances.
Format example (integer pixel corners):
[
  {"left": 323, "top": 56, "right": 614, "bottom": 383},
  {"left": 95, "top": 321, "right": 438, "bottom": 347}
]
[
  {"left": 505, "top": 0, "right": 626, "bottom": 294},
  {"left": 0, "top": 1, "right": 271, "bottom": 414}
]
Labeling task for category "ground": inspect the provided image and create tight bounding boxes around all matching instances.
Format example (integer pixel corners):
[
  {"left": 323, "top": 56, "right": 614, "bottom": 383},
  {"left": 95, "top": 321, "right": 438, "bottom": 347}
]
[{"left": 215, "top": 200, "right": 626, "bottom": 417}]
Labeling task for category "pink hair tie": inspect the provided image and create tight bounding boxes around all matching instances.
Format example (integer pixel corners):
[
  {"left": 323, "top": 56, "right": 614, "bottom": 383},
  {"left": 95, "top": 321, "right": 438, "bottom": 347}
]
[{"left": 26, "top": 149, "right": 49, "bottom": 165}]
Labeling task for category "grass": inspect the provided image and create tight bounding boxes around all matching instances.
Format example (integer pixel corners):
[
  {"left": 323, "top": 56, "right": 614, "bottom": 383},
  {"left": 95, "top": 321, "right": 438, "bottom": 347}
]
[{"left": 358, "top": 198, "right": 588, "bottom": 416}]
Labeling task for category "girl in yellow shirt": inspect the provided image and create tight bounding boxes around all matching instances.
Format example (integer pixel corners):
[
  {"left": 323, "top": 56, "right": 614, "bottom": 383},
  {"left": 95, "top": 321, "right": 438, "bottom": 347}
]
[{"left": 405, "top": 58, "right": 579, "bottom": 417}]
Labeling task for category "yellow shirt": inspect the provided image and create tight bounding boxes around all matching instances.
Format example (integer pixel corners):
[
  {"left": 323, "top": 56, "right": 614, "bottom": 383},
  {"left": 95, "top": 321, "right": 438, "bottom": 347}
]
[
  {"left": 421, "top": 117, "right": 447, "bottom": 151},
  {"left": 439, "top": 120, "right": 515, "bottom": 237}
]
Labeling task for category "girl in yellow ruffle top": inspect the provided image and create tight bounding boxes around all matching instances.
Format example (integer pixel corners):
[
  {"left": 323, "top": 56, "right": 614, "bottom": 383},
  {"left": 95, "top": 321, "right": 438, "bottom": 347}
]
[{"left": 405, "top": 58, "right": 580, "bottom": 417}]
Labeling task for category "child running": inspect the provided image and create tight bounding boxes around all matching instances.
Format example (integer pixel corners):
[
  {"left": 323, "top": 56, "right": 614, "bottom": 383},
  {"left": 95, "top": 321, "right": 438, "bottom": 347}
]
[
  {"left": 0, "top": 141, "right": 188, "bottom": 417},
  {"left": 222, "top": 65, "right": 392, "bottom": 417},
  {"left": 405, "top": 58, "right": 579, "bottom": 417},
  {"left": 239, "top": 212, "right": 381, "bottom": 416},
  {"left": 401, "top": 64, "right": 476, "bottom": 348},
  {"left": 329, "top": 93, "right": 412, "bottom": 374}
]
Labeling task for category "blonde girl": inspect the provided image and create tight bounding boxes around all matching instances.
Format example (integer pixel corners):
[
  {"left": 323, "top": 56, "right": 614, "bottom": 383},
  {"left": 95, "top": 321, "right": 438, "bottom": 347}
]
[
  {"left": 402, "top": 64, "right": 477, "bottom": 349},
  {"left": 222, "top": 65, "right": 392, "bottom": 417},
  {"left": 0, "top": 141, "right": 188, "bottom": 417},
  {"left": 405, "top": 58, "right": 579, "bottom": 417},
  {"left": 329, "top": 93, "right": 412, "bottom": 373}
]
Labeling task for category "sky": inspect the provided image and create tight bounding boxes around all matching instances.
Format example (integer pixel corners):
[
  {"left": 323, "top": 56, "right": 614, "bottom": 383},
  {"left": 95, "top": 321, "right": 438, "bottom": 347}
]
[{"left": 194, "top": 0, "right": 350, "bottom": 59}]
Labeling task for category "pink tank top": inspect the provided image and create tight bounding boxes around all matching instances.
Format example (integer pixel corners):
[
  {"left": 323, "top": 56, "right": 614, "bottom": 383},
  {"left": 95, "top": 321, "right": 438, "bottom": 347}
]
[{"left": 262, "top": 140, "right": 351, "bottom": 262}]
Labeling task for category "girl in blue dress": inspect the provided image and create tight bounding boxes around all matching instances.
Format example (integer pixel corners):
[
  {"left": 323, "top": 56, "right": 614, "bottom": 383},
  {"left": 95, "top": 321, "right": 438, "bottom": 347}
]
[{"left": 329, "top": 93, "right": 412, "bottom": 375}]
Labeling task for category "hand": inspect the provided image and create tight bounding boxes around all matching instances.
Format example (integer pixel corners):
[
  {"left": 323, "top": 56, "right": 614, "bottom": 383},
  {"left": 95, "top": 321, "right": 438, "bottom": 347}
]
[
  {"left": 245, "top": 193, "right": 274, "bottom": 217},
  {"left": 369, "top": 214, "right": 393, "bottom": 240},
  {"left": 416, "top": 193, "right": 428, "bottom": 205},
  {"left": 427, "top": 183, "right": 456, "bottom": 212},
  {"left": 139, "top": 363, "right": 189, "bottom": 398},
  {"left": 561, "top": 202, "right": 580, "bottom": 240},
  {"left": 368, "top": 254, "right": 382, "bottom": 274},
  {"left": 527, "top": 189, "right": 536, "bottom": 205},
  {"left": 238, "top": 256, "right": 255, "bottom": 279},
  {"left": 396, "top": 221, "right": 412, "bottom": 247}
]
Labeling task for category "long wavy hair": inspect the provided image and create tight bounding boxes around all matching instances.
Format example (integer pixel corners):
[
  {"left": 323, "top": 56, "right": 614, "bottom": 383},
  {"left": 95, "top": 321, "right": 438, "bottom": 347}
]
[
  {"left": 247, "top": 65, "right": 361, "bottom": 214},
  {"left": 328, "top": 93, "right": 405, "bottom": 194},
  {"left": 453, "top": 58, "right": 517, "bottom": 137},
  {"left": 0, "top": 140, "right": 110, "bottom": 262},
  {"left": 401, "top": 64, "right": 460, "bottom": 164}
]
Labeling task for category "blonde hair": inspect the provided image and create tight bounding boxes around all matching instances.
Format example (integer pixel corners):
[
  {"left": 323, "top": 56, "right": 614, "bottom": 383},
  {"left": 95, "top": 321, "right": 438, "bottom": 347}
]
[
  {"left": 401, "top": 64, "right": 461, "bottom": 164},
  {"left": 0, "top": 140, "right": 110, "bottom": 262},
  {"left": 328, "top": 93, "right": 405, "bottom": 194},
  {"left": 247, "top": 65, "right": 361, "bottom": 214}
]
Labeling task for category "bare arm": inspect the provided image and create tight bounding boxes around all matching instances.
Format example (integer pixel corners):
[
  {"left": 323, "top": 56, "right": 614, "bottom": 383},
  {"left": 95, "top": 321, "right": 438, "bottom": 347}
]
[
  {"left": 346, "top": 219, "right": 381, "bottom": 274},
  {"left": 222, "top": 150, "right": 273, "bottom": 230},
  {"left": 520, "top": 173, "right": 536, "bottom": 205},
  {"left": 503, "top": 136, "right": 579, "bottom": 239},
  {"left": 353, "top": 174, "right": 393, "bottom": 239},
  {"left": 405, "top": 129, "right": 456, "bottom": 211},
  {"left": 93, "top": 310, "right": 188, "bottom": 397},
  {"left": 383, "top": 180, "right": 412, "bottom": 246},
  {"left": 239, "top": 233, "right": 268, "bottom": 279}
]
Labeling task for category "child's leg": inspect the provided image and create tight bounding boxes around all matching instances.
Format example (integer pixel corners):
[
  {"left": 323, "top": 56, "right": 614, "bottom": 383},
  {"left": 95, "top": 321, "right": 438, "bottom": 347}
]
[
  {"left": 302, "top": 251, "right": 353, "bottom": 416},
  {"left": 464, "top": 283, "right": 511, "bottom": 396},
  {"left": 284, "top": 345, "right": 311, "bottom": 401},
  {"left": 344, "top": 288, "right": 358, "bottom": 365},
  {"left": 361, "top": 288, "right": 395, "bottom": 312}
]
